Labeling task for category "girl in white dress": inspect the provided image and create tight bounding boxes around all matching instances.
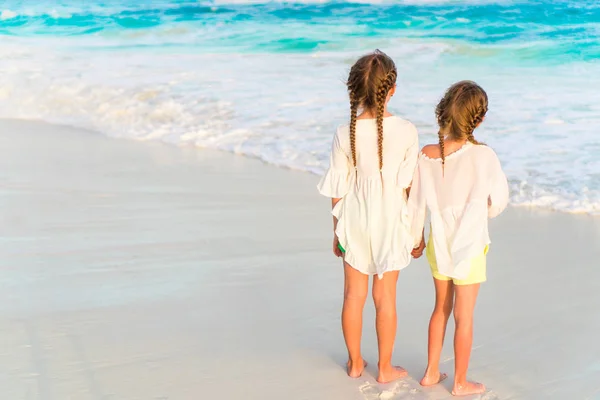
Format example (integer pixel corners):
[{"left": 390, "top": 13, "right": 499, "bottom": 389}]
[
  {"left": 409, "top": 81, "right": 509, "bottom": 396},
  {"left": 317, "top": 50, "right": 419, "bottom": 383}
]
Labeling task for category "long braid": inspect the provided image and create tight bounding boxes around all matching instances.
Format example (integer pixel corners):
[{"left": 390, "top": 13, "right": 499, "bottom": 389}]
[
  {"left": 438, "top": 130, "right": 446, "bottom": 175},
  {"left": 375, "top": 71, "right": 396, "bottom": 172},
  {"left": 466, "top": 130, "right": 480, "bottom": 145},
  {"left": 349, "top": 94, "right": 358, "bottom": 168},
  {"left": 466, "top": 103, "right": 487, "bottom": 145},
  {"left": 375, "top": 84, "right": 386, "bottom": 172},
  {"left": 435, "top": 94, "right": 449, "bottom": 174}
]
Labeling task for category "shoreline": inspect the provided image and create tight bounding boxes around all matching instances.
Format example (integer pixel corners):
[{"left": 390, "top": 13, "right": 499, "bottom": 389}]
[
  {"left": 2, "top": 115, "right": 599, "bottom": 218},
  {"left": 0, "top": 118, "right": 599, "bottom": 399}
]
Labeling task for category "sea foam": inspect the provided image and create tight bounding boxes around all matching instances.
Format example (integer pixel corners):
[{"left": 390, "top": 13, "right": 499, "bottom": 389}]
[{"left": 0, "top": 9, "right": 18, "bottom": 20}]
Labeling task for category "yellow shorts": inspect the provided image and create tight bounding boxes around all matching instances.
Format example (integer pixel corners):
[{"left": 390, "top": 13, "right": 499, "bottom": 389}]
[{"left": 426, "top": 234, "right": 488, "bottom": 286}]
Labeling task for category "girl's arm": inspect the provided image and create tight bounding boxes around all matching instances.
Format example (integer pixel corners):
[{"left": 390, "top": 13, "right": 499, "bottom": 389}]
[
  {"left": 397, "top": 125, "right": 420, "bottom": 191},
  {"left": 317, "top": 129, "right": 352, "bottom": 198},
  {"left": 488, "top": 151, "right": 509, "bottom": 218},
  {"left": 332, "top": 198, "right": 343, "bottom": 257},
  {"left": 411, "top": 229, "right": 426, "bottom": 258},
  {"left": 332, "top": 198, "right": 342, "bottom": 230},
  {"left": 407, "top": 159, "right": 427, "bottom": 250},
  {"left": 317, "top": 129, "right": 352, "bottom": 257},
  {"left": 407, "top": 178, "right": 426, "bottom": 258}
]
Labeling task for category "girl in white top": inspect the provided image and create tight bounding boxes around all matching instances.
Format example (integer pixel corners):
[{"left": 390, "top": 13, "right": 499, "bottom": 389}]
[
  {"left": 408, "top": 81, "right": 509, "bottom": 396},
  {"left": 317, "top": 50, "right": 419, "bottom": 383}
]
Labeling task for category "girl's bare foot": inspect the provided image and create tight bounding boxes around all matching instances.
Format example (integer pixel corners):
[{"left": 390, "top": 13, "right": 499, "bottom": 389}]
[
  {"left": 346, "top": 359, "right": 367, "bottom": 378},
  {"left": 376, "top": 365, "right": 408, "bottom": 383},
  {"left": 420, "top": 371, "right": 448, "bottom": 386},
  {"left": 452, "top": 381, "right": 485, "bottom": 396}
]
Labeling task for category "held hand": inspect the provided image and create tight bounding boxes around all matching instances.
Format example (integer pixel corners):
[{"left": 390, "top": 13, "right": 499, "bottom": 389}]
[
  {"left": 333, "top": 236, "right": 343, "bottom": 258},
  {"left": 411, "top": 239, "right": 426, "bottom": 259}
]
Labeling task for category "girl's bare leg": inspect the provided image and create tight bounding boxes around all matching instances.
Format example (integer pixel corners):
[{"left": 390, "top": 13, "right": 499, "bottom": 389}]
[
  {"left": 451, "top": 283, "right": 485, "bottom": 396},
  {"left": 372, "top": 270, "right": 407, "bottom": 383},
  {"left": 342, "top": 262, "right": 369, "bottom": 377},
  {"left": 420, "top": 278, "right": 454, "bottom": 386}
]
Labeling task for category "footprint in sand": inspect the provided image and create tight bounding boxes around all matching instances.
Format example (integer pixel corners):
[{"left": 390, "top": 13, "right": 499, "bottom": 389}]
[
  {"left": 359, "top": 378, "right": 501, "bottom": 400},
  {"left": 359, "top": 378, "right": 424, "bottom": 399}
]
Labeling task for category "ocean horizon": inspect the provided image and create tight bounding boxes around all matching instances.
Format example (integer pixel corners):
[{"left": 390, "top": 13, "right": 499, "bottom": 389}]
[{"left": 1, "top": 0, "right": 599, "bottom": 214}]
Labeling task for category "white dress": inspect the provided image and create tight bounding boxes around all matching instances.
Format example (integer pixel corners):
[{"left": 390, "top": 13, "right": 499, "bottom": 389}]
[
  {"left": 317, "top": 116, "right": 419, "bottom": 278},
  {"left": 408, "top": 142, "right": 509, "bottom": 279}
]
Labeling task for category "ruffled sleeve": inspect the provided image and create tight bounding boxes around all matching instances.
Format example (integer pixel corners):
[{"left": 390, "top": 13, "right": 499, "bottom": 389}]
[
  {"left": 407, "top": 157, "right": 427, "bottom": 247},
  {"left": 317, "top": 129, "right": 352, "bottom": 198},
  {"left": 487, "top": 150, "right": 509, "bottom": 218},
  {"left": 396, "top": 124, "right": 419, "bottom": 188}
]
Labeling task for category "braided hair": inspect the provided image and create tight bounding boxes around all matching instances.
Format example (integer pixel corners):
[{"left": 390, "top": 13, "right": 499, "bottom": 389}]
[
  {"left": 349, "top": 93, "right": 358, "bottom": 167},
  {"left": 435, "top": 80, "right": 488, "bottom": 168},
  {"left": 346, "top": 50, "right": 397, "bottom": 175}
]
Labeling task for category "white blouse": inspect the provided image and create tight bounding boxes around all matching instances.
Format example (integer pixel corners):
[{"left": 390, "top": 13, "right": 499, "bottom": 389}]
[
  {"left": 317, "top": 116, "right": 419, "bottom": 278},
  {"left": 408, "top": 142, "right": 509, "bottom": 279}
]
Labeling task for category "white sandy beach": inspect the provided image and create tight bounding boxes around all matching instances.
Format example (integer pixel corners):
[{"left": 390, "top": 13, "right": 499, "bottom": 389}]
[{"left": 0, "top": 119, "right": 599, "bottom": 400}]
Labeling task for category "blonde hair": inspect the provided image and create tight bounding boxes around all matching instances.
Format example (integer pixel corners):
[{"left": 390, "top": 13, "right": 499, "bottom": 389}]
[
  {"left": 436, "top": 80, "right": 488, "bottom": 166},
  {"left": 346, "top": 50, "right": 397, "bottom": 172}
]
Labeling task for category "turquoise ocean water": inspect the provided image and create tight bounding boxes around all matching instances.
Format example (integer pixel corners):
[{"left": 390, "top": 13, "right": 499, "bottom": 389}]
[{"left": 1, "top": 0, "right": 599, "bottom": 214}]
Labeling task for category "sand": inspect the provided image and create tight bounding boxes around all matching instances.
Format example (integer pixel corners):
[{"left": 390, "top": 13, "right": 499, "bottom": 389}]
[{"left": 0, "top": 119, "right": 599, "bottom": 400}]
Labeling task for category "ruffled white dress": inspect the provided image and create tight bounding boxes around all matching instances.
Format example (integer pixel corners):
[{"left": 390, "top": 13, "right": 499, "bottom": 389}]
[
  {"left": 408, "top": 142, "right": 509, "bottom": 280},
  {"left": 317, "top": 116, "right": 419, "bottom": 278}
]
